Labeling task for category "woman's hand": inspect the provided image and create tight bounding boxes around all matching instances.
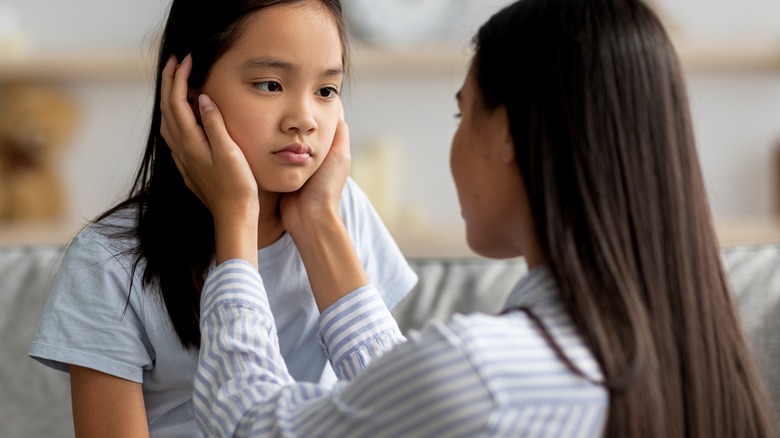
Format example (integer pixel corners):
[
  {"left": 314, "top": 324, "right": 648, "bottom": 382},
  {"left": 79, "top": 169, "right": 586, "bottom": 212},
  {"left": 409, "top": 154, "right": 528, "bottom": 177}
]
[
  {"left": 280, "top": 117, "right": 351, "bottom": 238},
  {"left": 280, "top": 117, "right": 367, "bottom": 311},
  {"left": 160, "top": 55, "right": 259, "bottom": 266},
  {"left": 160, "top": 55, "right": 258, "bottom": 221}
]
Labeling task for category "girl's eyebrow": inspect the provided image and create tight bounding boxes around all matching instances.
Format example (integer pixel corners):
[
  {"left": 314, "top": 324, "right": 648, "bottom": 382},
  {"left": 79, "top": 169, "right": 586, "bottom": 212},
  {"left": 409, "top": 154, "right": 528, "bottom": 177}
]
[{"left": 241, "top": 57, "right": 344, "bottom": 78}]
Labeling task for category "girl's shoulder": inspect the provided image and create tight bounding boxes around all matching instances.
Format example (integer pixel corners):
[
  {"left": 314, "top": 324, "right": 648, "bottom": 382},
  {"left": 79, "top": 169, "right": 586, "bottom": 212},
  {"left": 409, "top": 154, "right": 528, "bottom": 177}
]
[
  {"left": 338, "top": 177, "right": 361, "bottom": 205},
  {"left": 65, "top": 209, "right": 140, "bottom": 272}
]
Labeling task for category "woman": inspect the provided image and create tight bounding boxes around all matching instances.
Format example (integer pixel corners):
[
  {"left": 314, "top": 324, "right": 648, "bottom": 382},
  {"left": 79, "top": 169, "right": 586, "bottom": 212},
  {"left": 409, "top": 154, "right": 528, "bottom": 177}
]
[{"left": 168, "top": 0, "right": 777, "bottom": 435}]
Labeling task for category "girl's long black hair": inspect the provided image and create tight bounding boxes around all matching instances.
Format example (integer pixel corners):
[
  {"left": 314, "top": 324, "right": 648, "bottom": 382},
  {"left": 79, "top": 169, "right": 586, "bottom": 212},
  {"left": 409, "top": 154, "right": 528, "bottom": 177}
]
[{"left": 96, "top": 0, "right": 349, "bottom": 349}]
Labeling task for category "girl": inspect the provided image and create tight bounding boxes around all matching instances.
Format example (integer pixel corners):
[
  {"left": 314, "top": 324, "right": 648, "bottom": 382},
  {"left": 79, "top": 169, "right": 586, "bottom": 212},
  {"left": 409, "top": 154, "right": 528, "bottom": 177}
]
[
  {"left": 172, "top": 0, "right": 777, "bottom": 436},
  {"left": 29, "top": 1, "right": 417, "bottom": 436}
]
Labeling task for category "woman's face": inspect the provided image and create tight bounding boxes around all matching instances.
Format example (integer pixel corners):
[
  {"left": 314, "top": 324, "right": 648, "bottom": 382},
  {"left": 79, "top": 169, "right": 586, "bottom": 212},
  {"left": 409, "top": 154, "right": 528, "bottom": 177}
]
[
  {"left": 200, "top": 3, "right": 343, "bottom": 194},
  {"left": 450, "top": 67, "right": 528, "bottom": 259}
]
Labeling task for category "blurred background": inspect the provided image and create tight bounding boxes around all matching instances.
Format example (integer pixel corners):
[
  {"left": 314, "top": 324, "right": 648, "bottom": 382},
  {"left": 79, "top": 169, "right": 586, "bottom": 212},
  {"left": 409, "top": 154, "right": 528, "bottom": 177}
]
[{"left": 0, "top": 0, "right": 779, "bottom": 257}]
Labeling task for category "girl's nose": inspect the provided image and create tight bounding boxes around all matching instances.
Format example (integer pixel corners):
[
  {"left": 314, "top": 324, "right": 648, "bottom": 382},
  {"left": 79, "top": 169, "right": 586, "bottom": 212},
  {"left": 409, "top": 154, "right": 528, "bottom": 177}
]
[{"left": 281, "top": 98, "right": 317, "bottom": 134}]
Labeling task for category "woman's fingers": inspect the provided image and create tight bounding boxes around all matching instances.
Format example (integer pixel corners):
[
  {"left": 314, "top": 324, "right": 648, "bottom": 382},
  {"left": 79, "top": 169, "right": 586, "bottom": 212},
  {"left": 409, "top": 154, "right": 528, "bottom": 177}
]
[
  {"left": 197, "top": 94, "right": 238, "bottom": 161},
  {"left": 170, "top": 55, "right": 195, "bottom": 128},
  {"left": 158, "top": 55, "right": 258, "bottom": 221},
  {"left": 160, "top": 56, "right": 176, "bottom": 116},
  {"left": 313, "top": 119, "right": 351, "bottom": 189},
  {"left": 160, "top": 56, "right": 179, "bottom": 147},
  {"left": 159, "top": 54, "right": 214, "bottom": 168},
  {"left": 279, "top": 120, "right": 350, "bottom": 237},
  {"left": 170, "top": 151, "right": 203, "bottom": 201},
  {"left": 331, "top": 119, "right": 351, "bottom": 165}
]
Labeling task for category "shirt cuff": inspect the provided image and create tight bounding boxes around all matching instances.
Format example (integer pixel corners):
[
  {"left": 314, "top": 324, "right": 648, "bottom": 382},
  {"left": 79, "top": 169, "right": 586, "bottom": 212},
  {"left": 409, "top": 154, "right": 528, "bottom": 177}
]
[
  {"left": 318, "top": 285, "right": 406, "bottom": 380},
  {"left": 201, "top": 259, "right": 268, "bottom": 319}
]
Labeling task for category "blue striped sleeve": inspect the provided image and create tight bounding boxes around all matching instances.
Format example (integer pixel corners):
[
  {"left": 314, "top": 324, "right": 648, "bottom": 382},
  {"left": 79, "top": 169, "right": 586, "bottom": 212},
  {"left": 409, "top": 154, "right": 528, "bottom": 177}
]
[
  {"left": 194, "top": 259, "right": 608, "bottom": 437},
  {"left": 318, "top": 285, "right": 406, "bottom": 380},
  {"left": 194, "top": 259, "right": 495, "bottom": 437}
]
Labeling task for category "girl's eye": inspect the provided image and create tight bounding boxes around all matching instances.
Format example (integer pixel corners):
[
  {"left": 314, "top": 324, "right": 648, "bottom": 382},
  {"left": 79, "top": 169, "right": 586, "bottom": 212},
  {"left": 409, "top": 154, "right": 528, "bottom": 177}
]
[
  {"left": 254, "top": 81, "right": 282, "bottom": 92},
  {"left": 454, "top": 113, "right": 462, "bottom": 119},
  {"left": 316, "top": 87, "right": 339, "bottom": 98}
]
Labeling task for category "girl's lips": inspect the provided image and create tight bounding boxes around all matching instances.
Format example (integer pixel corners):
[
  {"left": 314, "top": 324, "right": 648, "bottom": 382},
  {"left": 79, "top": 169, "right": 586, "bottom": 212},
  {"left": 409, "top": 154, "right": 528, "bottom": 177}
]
[{"left": 273, "top": 150, "right": 312, "bottom": 165}]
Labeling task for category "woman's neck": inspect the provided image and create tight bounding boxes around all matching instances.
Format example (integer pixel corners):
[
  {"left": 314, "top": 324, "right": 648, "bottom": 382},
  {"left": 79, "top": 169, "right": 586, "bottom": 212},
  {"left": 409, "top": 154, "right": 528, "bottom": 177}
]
[{"left": 256, "top": 190, "right": 285, "bottom": 249}]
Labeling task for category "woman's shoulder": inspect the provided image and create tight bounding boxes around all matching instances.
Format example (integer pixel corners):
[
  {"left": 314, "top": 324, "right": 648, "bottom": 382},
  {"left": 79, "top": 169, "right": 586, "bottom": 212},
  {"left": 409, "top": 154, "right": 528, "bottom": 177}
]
[
  {"left": 419, "top": 311, "right": 543, "bottom": 347},
  {"left": 411, "top": 311, "right": 606, "bottom": 411},
  {"left": 418, "top": 310, "right": 603, "bottom": 382},
  {"left": 404, "top": 312, "right": 542, "bottom": 362}
]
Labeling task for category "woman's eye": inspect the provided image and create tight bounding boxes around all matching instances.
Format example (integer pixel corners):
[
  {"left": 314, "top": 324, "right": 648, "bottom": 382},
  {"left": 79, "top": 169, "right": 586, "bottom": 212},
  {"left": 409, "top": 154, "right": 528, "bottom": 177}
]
[
  {"left": 254, "top": 81, "right": 282, "bottom": 92},
  {"left": 316, "top": 87, "right": 339, "bottom": 98}
]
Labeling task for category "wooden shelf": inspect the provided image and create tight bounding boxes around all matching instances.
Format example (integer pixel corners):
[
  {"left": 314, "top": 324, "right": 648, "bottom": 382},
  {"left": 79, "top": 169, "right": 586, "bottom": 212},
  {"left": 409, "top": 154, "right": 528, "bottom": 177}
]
[
  {"left": 3, "top": 38, "right": 777, "bottom": 82},
  {"left": 3, "top": 218, "right": 776, "bottom": 258},
  {"left": 0, "top": 220, "right": 82, "bottom": 246},
  {"left": 674, "top": 39, "right": 780, "bottom": 72},
  {"left": 715, "top": 218, "right": 780, "bottom": 246},
  {"left": 350, "top": 43, "right": 471, "bottom": 75},
  {"left": 0, "top": 51, "right": 154, "bottom": 82},
  {"left": 350, "top": 39, "right": 780, "bottom": 74}
]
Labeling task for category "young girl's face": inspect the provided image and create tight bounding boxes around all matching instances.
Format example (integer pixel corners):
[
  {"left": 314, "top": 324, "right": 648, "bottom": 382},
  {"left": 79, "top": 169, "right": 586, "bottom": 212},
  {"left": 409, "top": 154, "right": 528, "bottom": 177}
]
[{"left": 200, "top": 3, "right": 344, "bottom": 194}]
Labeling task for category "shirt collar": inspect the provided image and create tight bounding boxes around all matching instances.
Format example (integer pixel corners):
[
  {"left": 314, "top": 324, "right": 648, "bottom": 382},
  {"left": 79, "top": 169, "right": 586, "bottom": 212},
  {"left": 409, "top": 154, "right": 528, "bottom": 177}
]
[{"left": 502, "top": 264, "right": 560, "bottom": 311}]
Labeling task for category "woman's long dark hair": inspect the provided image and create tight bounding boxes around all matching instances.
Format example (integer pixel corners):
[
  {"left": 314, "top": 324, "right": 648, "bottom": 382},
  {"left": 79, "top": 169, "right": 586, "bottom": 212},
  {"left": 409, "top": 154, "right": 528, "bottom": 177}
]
[
  {"left": 96, "top": 0, "right": 349, "bottom": 349},
  {"left": 474, "top": 0, "right": 775, "bottom": 435}
]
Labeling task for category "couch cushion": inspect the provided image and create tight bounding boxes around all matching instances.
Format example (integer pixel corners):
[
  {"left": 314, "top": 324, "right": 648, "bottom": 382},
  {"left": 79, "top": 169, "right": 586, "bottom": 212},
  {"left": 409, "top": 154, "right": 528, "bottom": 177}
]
[
  {"left": 0, "top": 244, "right": 73, "bottom": 438},
  {"left": 721, "top": 242, "right": 780, "bottom": 423}
]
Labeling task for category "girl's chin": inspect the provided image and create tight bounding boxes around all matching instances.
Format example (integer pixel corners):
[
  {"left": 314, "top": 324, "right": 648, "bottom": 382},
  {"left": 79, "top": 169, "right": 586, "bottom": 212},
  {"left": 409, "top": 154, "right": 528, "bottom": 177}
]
[{"left": 257, "top": 177, "right": 310, "bottom": 194}]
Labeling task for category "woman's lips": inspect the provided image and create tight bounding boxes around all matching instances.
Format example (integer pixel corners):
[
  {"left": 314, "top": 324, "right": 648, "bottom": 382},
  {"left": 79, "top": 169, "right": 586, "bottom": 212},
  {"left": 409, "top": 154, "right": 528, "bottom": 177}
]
[{"left": 273, "top": 144, "right": 312, "bottom": 164}]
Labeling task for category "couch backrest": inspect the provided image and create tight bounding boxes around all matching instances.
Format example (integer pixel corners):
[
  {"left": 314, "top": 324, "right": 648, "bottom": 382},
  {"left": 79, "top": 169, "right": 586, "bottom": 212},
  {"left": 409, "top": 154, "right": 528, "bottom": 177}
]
[{"left": 2, "top": 242, "right": 778, "bottom": 435}]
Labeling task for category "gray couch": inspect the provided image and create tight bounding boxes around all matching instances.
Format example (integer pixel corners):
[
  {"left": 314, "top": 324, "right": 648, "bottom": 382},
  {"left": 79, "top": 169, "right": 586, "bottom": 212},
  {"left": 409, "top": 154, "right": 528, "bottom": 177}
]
[{"left": 2, "top": 242, "right": 779, "bottom": 436}]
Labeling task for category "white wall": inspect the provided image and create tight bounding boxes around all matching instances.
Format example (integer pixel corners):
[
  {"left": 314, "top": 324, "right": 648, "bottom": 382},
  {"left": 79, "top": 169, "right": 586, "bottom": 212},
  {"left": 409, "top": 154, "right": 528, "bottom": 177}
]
[
  {"left": 653, "top": 0, "right": 780, "bottom": 220},
  {"left": 3, "top": 0, "right": 780, "bottom": 237}
]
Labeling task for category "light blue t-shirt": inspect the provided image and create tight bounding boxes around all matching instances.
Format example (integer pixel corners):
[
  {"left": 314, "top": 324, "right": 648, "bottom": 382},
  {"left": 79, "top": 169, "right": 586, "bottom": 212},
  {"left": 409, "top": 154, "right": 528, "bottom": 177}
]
[{"left": 29, "top": 178, "right": 418, "bottom": 438}]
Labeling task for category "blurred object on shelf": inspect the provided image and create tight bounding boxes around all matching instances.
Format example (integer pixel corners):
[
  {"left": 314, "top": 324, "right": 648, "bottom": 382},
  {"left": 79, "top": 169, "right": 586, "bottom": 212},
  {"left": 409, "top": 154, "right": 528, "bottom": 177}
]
[
  {"left": 0, "top": 3, "right": 32, "bottom": 58},
  {"left": 351, "top": 135, "right": 403, "bottom": 228},
  {"left": 343, "top": 0, "right": 468, "bottom": 48},
  {"left": 0, "top": 82, "right": 79, "bottom": 222}
]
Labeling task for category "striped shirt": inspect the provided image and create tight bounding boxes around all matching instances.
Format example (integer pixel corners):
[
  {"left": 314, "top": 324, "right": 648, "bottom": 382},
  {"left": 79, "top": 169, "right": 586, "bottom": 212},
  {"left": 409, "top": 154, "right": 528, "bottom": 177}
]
[{"left": 195, "top": 260, "right": 608, "bottom": 437}]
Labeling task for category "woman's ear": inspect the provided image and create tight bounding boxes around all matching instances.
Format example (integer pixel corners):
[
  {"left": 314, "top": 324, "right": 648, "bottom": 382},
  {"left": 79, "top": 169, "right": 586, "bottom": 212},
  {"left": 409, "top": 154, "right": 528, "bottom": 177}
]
[{"left": 496, "top": 106, "right": 515, "bottom": 164}]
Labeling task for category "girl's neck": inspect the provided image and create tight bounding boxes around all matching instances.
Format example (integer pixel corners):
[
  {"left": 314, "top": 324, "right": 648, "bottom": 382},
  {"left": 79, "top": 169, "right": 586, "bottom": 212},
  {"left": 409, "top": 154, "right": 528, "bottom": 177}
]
[{"left": 256, "top": 190, "right": 285, "bottom": 249}]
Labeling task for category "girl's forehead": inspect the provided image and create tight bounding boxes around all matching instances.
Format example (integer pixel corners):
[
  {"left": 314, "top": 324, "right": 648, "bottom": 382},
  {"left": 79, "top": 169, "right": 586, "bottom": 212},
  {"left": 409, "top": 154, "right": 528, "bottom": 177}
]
[
  {"left": 238, "top": 2, "right": 340, "bottom": 37},
  {"left": 212, "top": 3, "right": 344, "bottom": 77},
  {"left": 232, "top": 3, "right": 343, "bottom": 55}
]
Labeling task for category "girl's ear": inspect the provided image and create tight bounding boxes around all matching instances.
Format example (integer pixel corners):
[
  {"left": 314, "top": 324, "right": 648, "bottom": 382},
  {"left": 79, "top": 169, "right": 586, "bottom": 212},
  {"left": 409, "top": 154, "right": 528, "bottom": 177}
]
[
  {"left": 187, "top": 88, "right": 198, "bottom": 107},
  {"left": 187, "top": 88, "right": 203, "bottom": 126}
]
